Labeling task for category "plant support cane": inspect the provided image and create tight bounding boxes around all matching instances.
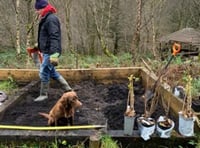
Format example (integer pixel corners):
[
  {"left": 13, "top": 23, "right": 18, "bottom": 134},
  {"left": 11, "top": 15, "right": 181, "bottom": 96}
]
[{"left": 124, "top": 74, "right": 136, "bottom": 136}]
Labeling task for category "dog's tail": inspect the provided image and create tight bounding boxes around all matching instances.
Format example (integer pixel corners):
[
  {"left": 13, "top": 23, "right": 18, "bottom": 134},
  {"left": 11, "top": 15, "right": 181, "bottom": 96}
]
[{"left": 38, "top": 112, "right": 50, "bottom": 119}]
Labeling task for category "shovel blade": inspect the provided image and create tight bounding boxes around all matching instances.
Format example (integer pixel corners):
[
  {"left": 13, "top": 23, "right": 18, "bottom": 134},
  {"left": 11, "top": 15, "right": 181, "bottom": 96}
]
[{"left": 144, "top": 90, "right": 154, "bottom": 101}]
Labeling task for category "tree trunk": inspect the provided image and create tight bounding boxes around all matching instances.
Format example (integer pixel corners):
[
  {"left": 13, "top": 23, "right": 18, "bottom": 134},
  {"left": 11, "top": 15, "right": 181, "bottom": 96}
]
[
  {"left": 64, "top": 0, "right": 79, "bottom": 68},
  {"left": 64, "top": 0, "right": 73, "bottom": 52},
  {"left": 90, "top": 0, "right": 115, "bottom": 58},
  {"left": 15, "top": 0, "right": 21, "bottom": 54},
  {"left": 131, "top": 0, "right": 142, "bottom": 64}
]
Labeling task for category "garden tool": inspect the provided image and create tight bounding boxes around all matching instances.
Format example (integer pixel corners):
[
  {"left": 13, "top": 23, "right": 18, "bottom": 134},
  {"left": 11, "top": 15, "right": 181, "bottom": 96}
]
[
  {"left": 27, "top": 47, "right": 43, "bottom": 67},
  {"left": 144, "top": 42, "right": 181, "bottom": 101}
]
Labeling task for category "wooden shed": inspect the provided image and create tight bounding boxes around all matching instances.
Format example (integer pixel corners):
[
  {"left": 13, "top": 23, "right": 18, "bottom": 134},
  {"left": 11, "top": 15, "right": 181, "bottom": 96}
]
[{"left": 158, "top": 28, "right": 200, "bottom": 58}]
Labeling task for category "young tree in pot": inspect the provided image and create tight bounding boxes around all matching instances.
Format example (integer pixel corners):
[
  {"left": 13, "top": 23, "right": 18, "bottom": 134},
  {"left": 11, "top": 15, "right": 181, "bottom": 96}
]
[
  {"left": 182, "top": 75, "right": 193, "bottom": 118},
  {"left": 179, "top": 75, "right": 195, "bottom": 137},
  {"left": 124, "top": 74, "right": 136, "bottom": 136},
  {"left": 136, "top": 80, "right": 157, "bottom": 141},
  {"left": 156, "top": 86, "right": 175, "bottom": 138},
  {"left": 124, "top": 74, "right": 136, "bottom": 117}
]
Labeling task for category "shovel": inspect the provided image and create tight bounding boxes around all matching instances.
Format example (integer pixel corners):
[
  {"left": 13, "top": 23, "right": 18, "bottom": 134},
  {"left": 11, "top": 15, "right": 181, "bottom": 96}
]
[
  {"left": 27, "top": 47, "right": 43, "bottom": 68},
  {"left": 144, "top": 42, "right": 181, "bottom": 101}
]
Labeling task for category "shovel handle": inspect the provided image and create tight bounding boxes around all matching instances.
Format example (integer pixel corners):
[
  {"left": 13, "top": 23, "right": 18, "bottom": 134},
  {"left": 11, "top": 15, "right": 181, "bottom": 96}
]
[
  {"left": 152, "top": 43, "right": 181, "bottom": 92},
  {"left": 149, "top": 43, "right": 181, "bottom": 97},
  {"left": 38, "top": 51, "right": 43, "bottom": 63},
  {"left": 172, "top": 43, "right": 181, "bottom": 56}
]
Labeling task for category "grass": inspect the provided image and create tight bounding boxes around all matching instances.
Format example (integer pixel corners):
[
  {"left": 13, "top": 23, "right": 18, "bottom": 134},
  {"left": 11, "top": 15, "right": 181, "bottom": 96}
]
[
  {"left": 0, "top": 135, "right": 120, "bottom": 148},
  {"left": 182, "top": 74, "right": 200, "bottom": 99},
  {"left": 100, "top": 135, "right": 121, "bottom": 148},
  {"left": 0, "top": 76, "right": 17, "bottom": 93},
  {"left": 192, "top": 77, "right": 200, "bottom": 99},
  {"left": 0, "top": 47, "right": 136, "bottom": 69}
]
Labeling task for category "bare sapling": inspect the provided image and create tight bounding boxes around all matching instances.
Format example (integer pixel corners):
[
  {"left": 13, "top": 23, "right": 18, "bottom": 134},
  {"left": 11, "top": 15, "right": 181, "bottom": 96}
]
[{"left": 124, "top": 74, "right": 136, "bottom": 117}]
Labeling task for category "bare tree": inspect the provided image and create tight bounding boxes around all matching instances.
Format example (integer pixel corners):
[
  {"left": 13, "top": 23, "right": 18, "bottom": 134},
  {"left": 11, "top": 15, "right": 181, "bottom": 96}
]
[
  {"left": 90, "top": 0, "right": 115, "bottom": 58},
  {"left": 150, "top": 0, "right": 166, "bottom": 57},
  {"left": 0, "top": 0, "right": 200, "bottom": 61},
  {"left": 15, "top": 0, "right": 21, "bottom": 54},
  {"left": 25, "top": 0, "right": 37, "bottom": 48},
  {"left": 64, "top": 0, "right": 74, "bottom": 52},
  {"left": 112, "top": 0, "right": 120, "bottom": 55},
  {"left": 131, "top": 0, "right": 142, "bottom": 64},
  {"left": 0, "top": 1, "right": 15, "bottom": 48}
]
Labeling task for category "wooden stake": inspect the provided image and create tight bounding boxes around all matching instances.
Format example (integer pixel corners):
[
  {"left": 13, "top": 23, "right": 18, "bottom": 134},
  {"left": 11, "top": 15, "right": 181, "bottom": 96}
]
[{"left": 89, "top": 134, "right": 101, "bottom": 148}]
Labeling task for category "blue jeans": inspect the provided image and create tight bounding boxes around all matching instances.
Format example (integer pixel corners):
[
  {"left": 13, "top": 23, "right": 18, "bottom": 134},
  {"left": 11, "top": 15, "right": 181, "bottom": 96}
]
[{"left": 39, "top": 54, "right": 60, "bottom": 83}]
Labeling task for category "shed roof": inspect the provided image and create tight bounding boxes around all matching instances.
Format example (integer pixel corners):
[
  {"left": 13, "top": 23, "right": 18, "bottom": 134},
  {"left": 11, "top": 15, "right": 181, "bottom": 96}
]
[{"left": 159, "top": 28, "right": 200, "bottom": 45}]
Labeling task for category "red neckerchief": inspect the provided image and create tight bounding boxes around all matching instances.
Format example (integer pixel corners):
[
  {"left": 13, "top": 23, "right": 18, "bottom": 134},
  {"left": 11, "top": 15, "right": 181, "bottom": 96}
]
[{"left": 41, "top": 4, "right": 57, "bottom": 17}]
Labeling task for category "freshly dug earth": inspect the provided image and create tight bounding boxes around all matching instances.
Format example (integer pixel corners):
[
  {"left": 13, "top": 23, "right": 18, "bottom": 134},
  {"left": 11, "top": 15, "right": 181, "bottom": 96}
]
[{"left": 0, "top": 79, "right": 169, "bottom": 130}]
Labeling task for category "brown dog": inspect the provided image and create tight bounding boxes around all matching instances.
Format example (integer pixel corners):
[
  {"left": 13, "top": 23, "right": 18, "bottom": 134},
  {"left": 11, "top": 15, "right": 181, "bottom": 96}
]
[{"left": 39, "top": 91, "right": 82, "bottom": 126}]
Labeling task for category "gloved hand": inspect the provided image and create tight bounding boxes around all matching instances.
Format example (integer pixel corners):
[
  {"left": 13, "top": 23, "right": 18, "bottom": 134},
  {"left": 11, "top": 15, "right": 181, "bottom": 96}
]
[
  {"left": 50, "top": 52, "right": 60, "bottom": 66},
  {"left": 34, "top": 43, "right": 38, "bottom": 49}
]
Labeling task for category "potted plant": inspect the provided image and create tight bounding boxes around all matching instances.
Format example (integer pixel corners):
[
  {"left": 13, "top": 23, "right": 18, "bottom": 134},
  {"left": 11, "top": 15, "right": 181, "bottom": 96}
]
[
  {"left": 137, "top": 92, "right": 156, "bottom": 141},
  {"left": 156, "top": 115, "right": 175, "bottom": 138},
  {"left": 178, "top": 75, "right": 195, "bottom": 137},
  {"left": 156, "top": 88, "right": 175, "bottom": 138},
  {"left": 124, "top": 74, "right": 136, "bottom": 136}
]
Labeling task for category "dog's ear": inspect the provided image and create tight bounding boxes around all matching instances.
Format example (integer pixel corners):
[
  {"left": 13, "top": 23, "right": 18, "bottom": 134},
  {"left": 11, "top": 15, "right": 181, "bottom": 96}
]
[
  {"left": 66, "top": 96, "right": 72, "bottom": 105},
  {"left": 60, "top": 96, "right": 66, "bottom": 104},
  {"left": 69, "top": 95, "right": 79, "bottom": 103}
]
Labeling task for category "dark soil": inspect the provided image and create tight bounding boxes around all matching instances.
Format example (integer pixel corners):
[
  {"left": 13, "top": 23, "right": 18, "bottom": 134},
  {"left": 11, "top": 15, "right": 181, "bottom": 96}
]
[{"left": 0, "top": 79, "right": 170, "bottom": 130}]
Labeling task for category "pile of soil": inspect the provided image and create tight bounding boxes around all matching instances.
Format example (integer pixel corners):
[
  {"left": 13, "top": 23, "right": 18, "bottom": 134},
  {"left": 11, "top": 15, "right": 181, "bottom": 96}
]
[{"left": 0, "top": 79, "right": 169, "bottom": 130}]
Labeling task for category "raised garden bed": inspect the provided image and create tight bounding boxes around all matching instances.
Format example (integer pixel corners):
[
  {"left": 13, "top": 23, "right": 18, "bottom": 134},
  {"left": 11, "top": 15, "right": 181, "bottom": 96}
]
[{"left": 0, "top": 67, "right": 198, "bottom": 147}]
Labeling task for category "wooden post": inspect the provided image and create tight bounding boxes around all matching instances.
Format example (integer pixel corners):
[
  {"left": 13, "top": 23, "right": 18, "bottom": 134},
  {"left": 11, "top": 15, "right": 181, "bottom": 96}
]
[{"left": 89, "top": 134, "right": 101, "bottom": 148}]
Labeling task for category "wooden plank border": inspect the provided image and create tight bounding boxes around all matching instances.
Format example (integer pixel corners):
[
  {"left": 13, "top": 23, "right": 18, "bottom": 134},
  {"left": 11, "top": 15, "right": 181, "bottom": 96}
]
[{"left": 0, "top": 67, "right": 143, "bottom": 83}]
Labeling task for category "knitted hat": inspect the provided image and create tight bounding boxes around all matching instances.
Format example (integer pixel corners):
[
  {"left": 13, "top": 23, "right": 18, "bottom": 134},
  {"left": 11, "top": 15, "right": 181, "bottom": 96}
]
[{"left": 35, "top": 0, "right": 48, "bottom": 10}]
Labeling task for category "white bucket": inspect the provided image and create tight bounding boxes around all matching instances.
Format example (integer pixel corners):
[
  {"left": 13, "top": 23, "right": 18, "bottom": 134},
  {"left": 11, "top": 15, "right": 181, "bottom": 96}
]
[
  {"left": 137, "top": 117, "right": 155, "bottom": 141},
  {"left": 124, "top": 116, "right": 135, "bottom": 136},
  {"left": 156, "top": 116, "right": 175, "bottom": 138},
  {"left": 178, "top": 111, "right": 195, "bottom": 137}
]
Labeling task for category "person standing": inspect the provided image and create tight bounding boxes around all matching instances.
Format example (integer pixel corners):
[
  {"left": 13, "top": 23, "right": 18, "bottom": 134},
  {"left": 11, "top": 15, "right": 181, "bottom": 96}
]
[{"left": 34, "top": 0, "right": 72, "bottom": 102}]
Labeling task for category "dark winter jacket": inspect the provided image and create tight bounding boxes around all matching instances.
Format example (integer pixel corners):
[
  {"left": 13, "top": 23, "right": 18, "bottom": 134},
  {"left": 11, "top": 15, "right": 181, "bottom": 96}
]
[{"left": 38, "top": 12, "right": 61, "bottom": 55}]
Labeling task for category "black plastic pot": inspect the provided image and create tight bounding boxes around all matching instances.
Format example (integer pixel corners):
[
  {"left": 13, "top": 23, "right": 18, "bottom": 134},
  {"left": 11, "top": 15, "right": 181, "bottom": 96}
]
[
  {"left": 157, "top": 121, "right": 172, "bottom": 130},
  {"left": 192, "top": 98, "right": 200, "bottom": 112}
]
